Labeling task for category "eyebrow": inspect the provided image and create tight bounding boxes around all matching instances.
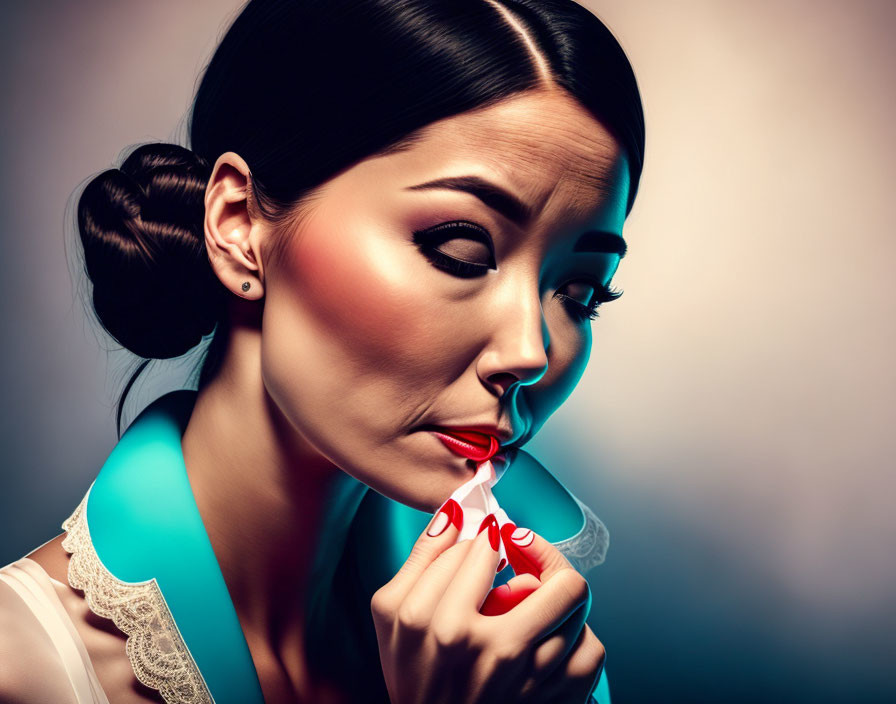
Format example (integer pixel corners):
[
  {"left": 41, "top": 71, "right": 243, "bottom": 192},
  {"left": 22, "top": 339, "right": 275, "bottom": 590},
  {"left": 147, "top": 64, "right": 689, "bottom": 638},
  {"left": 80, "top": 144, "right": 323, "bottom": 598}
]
[{"left": 405, "top": 175, "right": 627, "bottom": 258}]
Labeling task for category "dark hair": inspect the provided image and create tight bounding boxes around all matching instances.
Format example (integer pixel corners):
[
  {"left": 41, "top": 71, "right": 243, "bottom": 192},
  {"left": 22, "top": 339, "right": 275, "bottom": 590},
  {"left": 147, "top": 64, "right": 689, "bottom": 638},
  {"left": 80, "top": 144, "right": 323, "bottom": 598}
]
[{"left": 74, "top": 0, "right": 645, "bottom": 438}]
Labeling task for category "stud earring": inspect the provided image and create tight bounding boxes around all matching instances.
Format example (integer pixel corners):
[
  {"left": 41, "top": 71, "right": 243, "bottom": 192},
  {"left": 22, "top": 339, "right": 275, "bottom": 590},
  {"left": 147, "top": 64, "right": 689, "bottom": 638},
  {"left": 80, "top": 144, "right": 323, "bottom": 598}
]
[{"left": 241, "top": 281, "right": 251, "bottom": 292}]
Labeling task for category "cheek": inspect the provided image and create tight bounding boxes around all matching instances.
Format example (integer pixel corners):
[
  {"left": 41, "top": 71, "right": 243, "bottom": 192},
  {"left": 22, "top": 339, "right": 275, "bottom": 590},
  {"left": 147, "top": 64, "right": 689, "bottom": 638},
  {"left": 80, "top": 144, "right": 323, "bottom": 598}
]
[{"left": 267, "top": 216, "right": 467, "bottom": 384}]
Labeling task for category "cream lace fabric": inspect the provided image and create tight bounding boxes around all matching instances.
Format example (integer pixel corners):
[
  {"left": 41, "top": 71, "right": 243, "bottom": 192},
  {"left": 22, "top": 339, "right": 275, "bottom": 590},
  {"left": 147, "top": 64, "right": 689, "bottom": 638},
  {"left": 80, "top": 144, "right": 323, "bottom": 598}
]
[
  {"left": 553, "top": 495, "right": 610, "bottom": 575},
  {"left": 56, "top": 486, "right": 606, "bottom": 704},
  {"left": 60, "top": 492, "right": 213, "bottom": 704}
]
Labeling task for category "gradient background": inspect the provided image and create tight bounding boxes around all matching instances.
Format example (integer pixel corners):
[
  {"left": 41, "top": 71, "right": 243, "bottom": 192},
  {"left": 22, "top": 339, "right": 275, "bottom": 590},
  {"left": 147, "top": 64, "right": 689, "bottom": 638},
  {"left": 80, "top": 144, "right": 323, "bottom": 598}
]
[{"left": 1, "top": 1, "right": 894, "bottom": 702}]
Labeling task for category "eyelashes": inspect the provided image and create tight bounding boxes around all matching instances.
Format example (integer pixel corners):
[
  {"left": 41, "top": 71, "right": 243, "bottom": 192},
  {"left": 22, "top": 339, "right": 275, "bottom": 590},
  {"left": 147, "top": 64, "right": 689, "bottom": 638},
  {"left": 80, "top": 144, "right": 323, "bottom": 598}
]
[
  {"left": 412, "top": 220, "right": 623, "bottom": 322},
  {"left": 555, "top": 286, "right": 623, "bottom": 321},
  {"left": 412, "top": 221, "right": 496, "bottom": 278}
]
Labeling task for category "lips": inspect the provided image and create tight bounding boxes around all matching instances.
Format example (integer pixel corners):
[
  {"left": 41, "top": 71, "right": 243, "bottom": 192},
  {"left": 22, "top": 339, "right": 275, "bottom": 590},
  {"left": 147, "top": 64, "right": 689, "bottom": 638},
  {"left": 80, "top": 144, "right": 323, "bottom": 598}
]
[{"left": 428, "top": 427, "right": 500, "bottom": 462}]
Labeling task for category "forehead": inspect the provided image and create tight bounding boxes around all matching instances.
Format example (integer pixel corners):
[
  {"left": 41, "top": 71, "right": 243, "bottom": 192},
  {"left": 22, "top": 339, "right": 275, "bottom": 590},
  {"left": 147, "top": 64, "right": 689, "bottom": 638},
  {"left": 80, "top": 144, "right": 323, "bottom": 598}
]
[{"left": 396, "top": 88, "right": 629, "bottom": 228}]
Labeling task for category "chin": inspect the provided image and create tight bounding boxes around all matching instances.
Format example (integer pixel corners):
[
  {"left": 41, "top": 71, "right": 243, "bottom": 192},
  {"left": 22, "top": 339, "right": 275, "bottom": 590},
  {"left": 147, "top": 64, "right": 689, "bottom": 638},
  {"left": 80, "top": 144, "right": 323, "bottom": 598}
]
[
  {"left": 351, "top": 461, "right": 464, "bottom": 515},
  {"left": 313, "top": 428, "right": 476, "bottom": 514}
]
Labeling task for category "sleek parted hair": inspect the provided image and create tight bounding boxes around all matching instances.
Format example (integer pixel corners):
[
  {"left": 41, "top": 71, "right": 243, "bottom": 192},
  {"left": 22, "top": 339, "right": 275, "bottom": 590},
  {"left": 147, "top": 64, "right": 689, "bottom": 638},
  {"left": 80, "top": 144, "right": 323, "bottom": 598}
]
[{"left": 74, "top": 0, "right": 645, "bottom": 436}]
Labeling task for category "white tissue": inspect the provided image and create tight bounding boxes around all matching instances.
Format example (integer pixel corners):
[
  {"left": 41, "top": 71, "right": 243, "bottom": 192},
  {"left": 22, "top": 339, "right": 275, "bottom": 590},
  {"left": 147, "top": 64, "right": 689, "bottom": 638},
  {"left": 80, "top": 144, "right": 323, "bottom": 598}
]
[{"left": 445, "top": 458, "right": 513, "bottom": 572}]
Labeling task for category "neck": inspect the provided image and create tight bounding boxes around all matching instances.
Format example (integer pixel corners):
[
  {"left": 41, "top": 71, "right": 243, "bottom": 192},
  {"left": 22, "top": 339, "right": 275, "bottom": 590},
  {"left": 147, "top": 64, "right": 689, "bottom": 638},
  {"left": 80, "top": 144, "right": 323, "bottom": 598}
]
[{"left": 180, "top": 319, "right": 366, "bottom": 651}]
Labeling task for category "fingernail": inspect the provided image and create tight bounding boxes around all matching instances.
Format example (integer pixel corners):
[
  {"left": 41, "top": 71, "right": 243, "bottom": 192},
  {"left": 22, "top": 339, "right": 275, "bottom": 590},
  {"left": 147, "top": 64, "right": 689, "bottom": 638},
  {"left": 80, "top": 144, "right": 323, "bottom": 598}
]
[
  {"left": 488, "top": 520, "right": 500, "bottom": 552},
  {"left": 478, "top": 514, "right": 500, "bottom": 551},
  {"left": 500, "top": 523, "right": 540, "bottom": 578},
  {"left": 428, "top": 498, "right": 462, "bottom": 537},
  {"left": 427, "top": 510, "right": 449, "bottom": 537},
  {"left": 497, "top": 558, "right": 507, "bottom": 572},
  {"left": 510, "top": 526, "right": 534, "bottom": 547},
  {"left": 445, "top": 498, "right": 463, "bottom": 530}
]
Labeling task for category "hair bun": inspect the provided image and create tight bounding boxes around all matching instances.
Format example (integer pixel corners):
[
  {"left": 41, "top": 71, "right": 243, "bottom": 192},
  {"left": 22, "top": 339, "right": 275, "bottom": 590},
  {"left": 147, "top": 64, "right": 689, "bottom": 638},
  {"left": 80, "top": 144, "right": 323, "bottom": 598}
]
[{"left": 77, "top": 143, "right": 225, "bottom": 359}]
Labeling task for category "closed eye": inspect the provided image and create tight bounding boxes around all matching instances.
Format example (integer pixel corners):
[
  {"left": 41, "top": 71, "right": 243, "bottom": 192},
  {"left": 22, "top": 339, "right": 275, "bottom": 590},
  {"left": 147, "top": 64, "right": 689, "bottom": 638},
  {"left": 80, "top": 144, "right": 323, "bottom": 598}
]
[
  {"left": 412, "top": 220, "right": 623, "bottom": 321},
  {"left": 555, "top": 280, "right": 623, "bottom": 322},
  {"left": 412, "top": 221, "right": 496, "bottom": 278}
]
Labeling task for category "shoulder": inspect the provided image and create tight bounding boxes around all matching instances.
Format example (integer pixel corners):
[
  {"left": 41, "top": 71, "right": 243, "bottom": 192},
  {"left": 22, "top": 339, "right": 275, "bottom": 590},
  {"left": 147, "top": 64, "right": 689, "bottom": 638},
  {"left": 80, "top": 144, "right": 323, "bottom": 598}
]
[
  {"left": 0, "top": 557, "right": 81, "bottom": 704},
  {"left": 493, "top": 450, "right": 610, "bottom": 574},
  {"left": 493, "top": 450, "right": 610, "bottom": 572},
  {"left": 492, "top": 449, "right": 589, "bottom": 539},
  {"left": 24, "top": 534, "right": 71, "bottom": 585}
]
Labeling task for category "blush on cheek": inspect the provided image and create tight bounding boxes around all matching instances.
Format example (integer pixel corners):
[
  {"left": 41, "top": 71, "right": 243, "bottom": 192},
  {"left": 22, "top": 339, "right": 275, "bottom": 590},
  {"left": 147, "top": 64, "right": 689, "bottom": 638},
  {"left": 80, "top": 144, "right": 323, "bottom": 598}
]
[{"left": 283, "top": 219, "right": 448, "bottom": 365}]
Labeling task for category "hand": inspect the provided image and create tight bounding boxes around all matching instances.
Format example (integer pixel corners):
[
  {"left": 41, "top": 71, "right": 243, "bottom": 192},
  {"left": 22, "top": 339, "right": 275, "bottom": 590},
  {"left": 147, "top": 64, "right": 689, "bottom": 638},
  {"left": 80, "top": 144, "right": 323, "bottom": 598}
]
[
  {"left": 370, "top": 500, "right": 605, "bottom": 703},
  {"left": 488, "top": 522, "right": 606, "bottom": 702}
]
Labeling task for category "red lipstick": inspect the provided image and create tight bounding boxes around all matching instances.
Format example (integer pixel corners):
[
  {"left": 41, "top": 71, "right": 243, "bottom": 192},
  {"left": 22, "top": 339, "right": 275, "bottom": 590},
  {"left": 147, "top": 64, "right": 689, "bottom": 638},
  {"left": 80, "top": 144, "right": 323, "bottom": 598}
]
[{"left": 427, "top": 427, "right": 500, "bottom": 462}]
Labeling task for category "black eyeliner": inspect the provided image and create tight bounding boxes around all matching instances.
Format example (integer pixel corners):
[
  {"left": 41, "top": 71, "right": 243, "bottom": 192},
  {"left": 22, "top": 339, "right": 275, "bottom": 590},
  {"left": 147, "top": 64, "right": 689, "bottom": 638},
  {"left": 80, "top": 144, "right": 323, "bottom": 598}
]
[
  {"left": 413, "top": 220, "right": 623, "bottom": 323},
  {"left": 557, "top": 284, "right": 624, "bottom": 322},
  {"left": 412, "top": 220, "right": 497, "bottom": 277}
]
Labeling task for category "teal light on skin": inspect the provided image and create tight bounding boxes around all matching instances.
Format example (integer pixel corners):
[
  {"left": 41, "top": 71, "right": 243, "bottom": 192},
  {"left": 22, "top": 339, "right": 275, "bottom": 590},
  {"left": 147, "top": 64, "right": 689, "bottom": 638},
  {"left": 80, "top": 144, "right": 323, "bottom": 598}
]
[{"left": 512, "top": 148, "right": 631, "bottom": 453}]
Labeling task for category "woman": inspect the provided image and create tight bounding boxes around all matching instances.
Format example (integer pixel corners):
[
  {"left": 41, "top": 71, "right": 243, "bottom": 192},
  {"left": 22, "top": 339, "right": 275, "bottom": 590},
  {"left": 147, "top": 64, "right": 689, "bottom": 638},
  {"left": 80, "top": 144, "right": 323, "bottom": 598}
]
[{"left": 0, "top": 0, "right": 644, "bottom": 701}]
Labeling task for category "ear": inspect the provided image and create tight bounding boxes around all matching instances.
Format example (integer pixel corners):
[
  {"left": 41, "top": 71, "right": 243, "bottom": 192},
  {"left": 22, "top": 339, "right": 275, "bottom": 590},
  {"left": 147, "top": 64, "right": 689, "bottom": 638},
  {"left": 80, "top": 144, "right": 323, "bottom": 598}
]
[{"left": 203, "top": 152, "right": 266, "bottom": 300}]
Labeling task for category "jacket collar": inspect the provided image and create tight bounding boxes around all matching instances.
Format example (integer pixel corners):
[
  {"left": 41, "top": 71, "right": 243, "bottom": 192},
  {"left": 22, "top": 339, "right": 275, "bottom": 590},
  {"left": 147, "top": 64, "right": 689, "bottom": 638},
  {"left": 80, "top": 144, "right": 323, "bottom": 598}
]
[{"left": 84, "top": 389, "right": 265, "bottom": 704}]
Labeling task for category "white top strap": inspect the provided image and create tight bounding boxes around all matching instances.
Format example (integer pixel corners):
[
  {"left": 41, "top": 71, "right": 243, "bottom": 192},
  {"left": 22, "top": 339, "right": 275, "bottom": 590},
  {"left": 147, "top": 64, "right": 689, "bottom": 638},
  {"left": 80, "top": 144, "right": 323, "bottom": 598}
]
[{"left": 0, "top": 557, "right": 109, "bottom": 703}]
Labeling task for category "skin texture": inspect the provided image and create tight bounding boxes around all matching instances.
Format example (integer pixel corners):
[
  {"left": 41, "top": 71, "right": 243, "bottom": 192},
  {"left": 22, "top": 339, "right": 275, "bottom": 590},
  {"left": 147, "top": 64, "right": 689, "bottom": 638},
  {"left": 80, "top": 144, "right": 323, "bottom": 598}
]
[
  {"left": 229, "top": 86, "right": 627, "bottom": 513},
  {"left": 371, "top": 505, "right": 606, "bottom": 703},
  {"left": 27, "top": 86, "right": 628, "bottom": 703}
]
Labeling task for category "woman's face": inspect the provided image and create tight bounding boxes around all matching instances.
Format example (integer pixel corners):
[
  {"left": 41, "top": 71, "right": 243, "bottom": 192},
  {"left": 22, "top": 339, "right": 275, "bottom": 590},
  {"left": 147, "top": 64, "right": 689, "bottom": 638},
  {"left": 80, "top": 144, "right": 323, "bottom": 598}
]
[{"left": 260, "top": 88, "right": 630, "bottom": 512}]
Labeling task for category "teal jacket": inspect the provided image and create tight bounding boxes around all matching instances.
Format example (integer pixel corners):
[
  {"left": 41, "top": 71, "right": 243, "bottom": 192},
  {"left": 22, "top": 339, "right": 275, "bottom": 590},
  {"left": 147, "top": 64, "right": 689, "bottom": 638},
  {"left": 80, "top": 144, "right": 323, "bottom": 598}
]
[{"left": 72, "top": 389, "right": 611, "bottom": 703}]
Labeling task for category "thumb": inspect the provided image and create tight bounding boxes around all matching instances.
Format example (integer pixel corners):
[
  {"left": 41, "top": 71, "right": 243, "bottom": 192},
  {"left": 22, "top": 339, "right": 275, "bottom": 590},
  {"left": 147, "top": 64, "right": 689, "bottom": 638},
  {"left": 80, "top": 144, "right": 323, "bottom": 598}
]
[
  {"left": 500, "top": 522, "right": 575, "bottom": 581},
  {"left": 480, "top": 573, "right": 541, "bottom": 616}
]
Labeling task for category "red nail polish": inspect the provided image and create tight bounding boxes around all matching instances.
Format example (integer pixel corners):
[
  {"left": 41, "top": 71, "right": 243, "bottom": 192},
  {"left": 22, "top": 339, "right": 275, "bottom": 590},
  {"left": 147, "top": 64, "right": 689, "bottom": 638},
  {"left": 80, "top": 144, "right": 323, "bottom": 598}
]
[
  {"left": 500, "top": 523, "right": 540, "bottom": 577},
  {"left": 478, "top": 514, "right": 500, "bottom": 551},
  {"left": 444, "top": 498, "right": 463, "bottom": 531},
  {"left": 430, "top": 498, "right": 463, "bottom": 537},
  {"left": 488, "top": 520, "right": 499, "bottom": 551}
]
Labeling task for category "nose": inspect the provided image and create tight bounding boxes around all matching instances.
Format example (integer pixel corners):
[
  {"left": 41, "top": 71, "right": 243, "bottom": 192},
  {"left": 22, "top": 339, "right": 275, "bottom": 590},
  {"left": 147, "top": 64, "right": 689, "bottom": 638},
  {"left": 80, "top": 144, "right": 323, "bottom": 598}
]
[{"left": 477, "top": 286, "right": 550, "bottom": 399}]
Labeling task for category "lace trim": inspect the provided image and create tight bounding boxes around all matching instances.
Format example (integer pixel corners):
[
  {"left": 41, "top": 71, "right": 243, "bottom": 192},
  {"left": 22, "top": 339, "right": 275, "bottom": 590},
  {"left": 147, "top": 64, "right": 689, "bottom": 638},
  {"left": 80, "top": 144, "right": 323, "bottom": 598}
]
[
  {"left": 60, "top": 491, "right": 214, "bottom": 704},
  {"left": 552, "top": 496, "right": 610, "bottom": 575}
]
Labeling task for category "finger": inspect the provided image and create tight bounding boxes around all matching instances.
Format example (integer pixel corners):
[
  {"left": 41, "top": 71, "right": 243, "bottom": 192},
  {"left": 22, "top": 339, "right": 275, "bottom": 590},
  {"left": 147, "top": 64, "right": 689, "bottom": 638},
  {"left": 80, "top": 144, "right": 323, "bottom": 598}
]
[
  {"left": 480, "top": 573, "right": 541, "bottom": 616},
  {"left": 493, "top": 564, "right": 590, "bottom": 644},
  {"left": 529, "top": 600, "right": 589, "bottom": 679},
  {"left": 533, "top": 625, "right": 605, "bottom": 703},
  {"left": 381, "top": 497, "right": 463, "bottom": 603},
  {"left": 399, "top": 538, "right": 478, "bottom": 630},
  {"left": 500, "top": 522, "right": 575, "bottom": 582},
  {"left": 434, "top": 513, "right": 502, "bottom": 619},
  {"left": 498, "top": 521, "right": 592, "bottom": 641}
]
